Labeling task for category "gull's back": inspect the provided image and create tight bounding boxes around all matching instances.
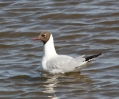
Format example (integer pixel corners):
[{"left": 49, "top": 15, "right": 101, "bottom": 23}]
[{"left": 46, "top": 55, "right": 86, "bottom": 73}]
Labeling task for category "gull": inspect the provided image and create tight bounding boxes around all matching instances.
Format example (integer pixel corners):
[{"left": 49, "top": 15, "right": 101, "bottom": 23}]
[{"left": 34, "top": 31, "right": 101, "bottom": 74}]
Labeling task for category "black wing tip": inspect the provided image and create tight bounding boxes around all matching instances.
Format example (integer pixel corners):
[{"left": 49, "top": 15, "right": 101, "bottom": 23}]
[{"left": 85, "top": 53, "right": 102, "bottom": 61}]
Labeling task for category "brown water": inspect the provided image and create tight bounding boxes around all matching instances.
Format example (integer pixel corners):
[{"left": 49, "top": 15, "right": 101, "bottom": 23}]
[{"left": 0, "top": 0, "right": 119, "bottom": 99}]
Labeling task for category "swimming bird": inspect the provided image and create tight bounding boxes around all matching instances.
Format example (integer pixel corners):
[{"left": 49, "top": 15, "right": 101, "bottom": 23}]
[{"left": 34, "top": 31, "right": 101, "bottom": 74}]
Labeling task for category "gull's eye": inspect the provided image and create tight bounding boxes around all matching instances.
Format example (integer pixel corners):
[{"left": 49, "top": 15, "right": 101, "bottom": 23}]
[{"left": 42, "top": 34, "right": 46, "bottom": 37}]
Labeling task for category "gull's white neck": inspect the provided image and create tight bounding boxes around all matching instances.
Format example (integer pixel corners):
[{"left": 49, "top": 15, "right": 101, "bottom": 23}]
[{"left": 43, "top": 34, "right": 57, "bottom": 60}]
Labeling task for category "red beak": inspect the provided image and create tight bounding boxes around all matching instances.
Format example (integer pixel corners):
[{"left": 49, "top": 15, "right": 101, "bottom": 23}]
[{"left": 33, "top": 38, "right": 40, "bottom": 41}]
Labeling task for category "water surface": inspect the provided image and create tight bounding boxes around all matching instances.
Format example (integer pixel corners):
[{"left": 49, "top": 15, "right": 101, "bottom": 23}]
[{"left": 0, "top": 0, "right": 119, "bottom": 99}]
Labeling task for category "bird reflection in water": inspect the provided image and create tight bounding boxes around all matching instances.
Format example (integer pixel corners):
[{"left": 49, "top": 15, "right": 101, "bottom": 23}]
[
  {"left": 42, "top": 72, "right": 93, "bottom": 99},
  {"left": 42, "top": 74, "right": 61, "bottom": 99}
]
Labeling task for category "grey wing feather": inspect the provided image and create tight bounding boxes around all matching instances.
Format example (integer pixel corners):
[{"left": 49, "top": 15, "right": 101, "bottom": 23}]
[{"left": 47, "top": 55, "right": 86, "bottom": 73}]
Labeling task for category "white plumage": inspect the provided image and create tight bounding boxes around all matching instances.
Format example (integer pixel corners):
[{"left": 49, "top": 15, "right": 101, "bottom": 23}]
[{"left": 34, "top": 31, "right": 101, "bottom": 74}]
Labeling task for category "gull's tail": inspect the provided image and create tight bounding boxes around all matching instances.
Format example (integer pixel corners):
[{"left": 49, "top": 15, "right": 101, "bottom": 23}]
[{"left": 85, "top": 53, "right": 102, "bottom": 62}]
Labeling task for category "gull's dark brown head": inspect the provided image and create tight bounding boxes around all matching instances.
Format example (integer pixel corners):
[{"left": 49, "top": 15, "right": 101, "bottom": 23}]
[{"left": 33, "top": 31, "right": 51, "bottom": 44}]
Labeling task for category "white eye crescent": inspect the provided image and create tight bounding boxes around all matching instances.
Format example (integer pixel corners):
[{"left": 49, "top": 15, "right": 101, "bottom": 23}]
[{"left": 42, "top": 34, "right": 46, "bottom": 37}]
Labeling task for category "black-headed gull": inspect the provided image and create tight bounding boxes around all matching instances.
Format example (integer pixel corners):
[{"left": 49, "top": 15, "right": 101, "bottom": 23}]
[{"left": 34, "top": 31, "right": 101, "bottom": 74}]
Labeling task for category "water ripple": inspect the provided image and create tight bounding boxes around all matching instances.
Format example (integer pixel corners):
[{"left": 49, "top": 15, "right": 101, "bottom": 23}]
[{"left": 0, "top": 0, "right": 119, "bottom": 99}]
